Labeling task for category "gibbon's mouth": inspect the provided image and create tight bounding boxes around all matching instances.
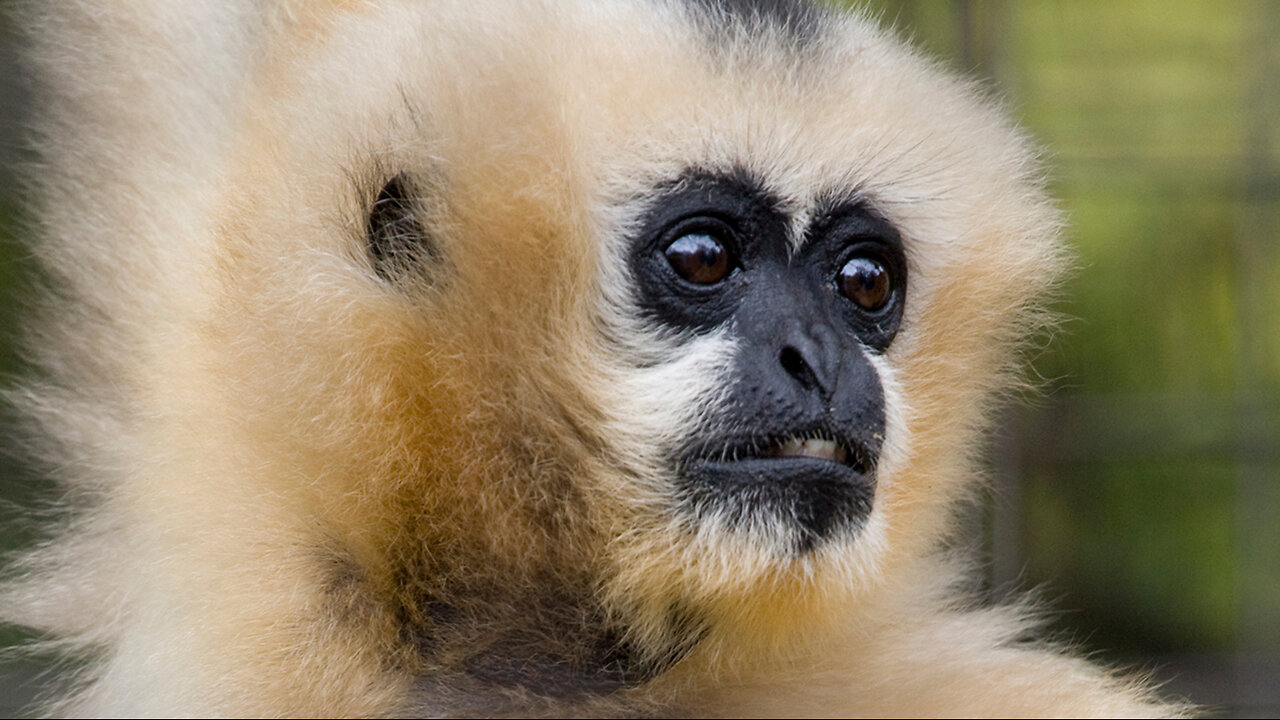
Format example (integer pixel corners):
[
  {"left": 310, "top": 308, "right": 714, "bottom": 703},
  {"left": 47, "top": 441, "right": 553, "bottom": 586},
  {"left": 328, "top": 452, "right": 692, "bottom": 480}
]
[
  {"left": 693, "top": 431, "right": 872, "bottom": 474},
  {"left": 676, "top": 430, "right": 878, "bottom": 551},
  {"left": 759, "top": 434, "right": 869, "bottom": 472}
]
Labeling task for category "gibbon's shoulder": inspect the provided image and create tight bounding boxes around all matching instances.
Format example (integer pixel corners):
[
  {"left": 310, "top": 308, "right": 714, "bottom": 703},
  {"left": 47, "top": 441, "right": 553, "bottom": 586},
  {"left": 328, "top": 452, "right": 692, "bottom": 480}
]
[{"left": 2, "top": 0, "right": 1189, "bottom": 717}]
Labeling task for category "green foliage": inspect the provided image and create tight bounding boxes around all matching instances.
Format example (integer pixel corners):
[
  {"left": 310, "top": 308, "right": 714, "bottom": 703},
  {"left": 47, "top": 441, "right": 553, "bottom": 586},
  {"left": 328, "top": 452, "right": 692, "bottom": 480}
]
[{"left": 1025, "top": 458, "right": 1238, "bottom": 651}]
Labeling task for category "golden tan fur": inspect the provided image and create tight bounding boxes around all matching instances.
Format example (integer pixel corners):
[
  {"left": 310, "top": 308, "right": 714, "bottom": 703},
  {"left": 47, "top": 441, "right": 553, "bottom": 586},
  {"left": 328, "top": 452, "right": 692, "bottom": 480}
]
[{"left": 4, "top": 0, "right": 1187, "bottom": 716}]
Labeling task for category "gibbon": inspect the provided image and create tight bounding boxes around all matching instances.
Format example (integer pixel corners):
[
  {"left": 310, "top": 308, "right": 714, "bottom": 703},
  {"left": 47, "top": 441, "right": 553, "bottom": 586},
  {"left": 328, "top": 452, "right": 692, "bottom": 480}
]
[{"left": 2, "top": 0, "right": 1188, "bottom": 716}]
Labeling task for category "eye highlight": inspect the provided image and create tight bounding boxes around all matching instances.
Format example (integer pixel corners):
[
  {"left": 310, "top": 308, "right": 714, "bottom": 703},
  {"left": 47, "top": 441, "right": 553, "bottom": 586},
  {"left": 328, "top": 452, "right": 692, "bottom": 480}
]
[
  {"left": 664, "top": 232, "right": 733, "bottom": 285},
  {"left": 838, "top": 256, "right": 892, "bottom": 311}
]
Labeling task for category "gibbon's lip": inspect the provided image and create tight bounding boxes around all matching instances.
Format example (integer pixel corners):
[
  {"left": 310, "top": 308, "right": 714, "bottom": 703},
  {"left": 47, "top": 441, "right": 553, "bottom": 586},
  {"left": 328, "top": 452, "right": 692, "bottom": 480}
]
[{"left": 695, "top": 432, "right": 872, "bottom": 475}]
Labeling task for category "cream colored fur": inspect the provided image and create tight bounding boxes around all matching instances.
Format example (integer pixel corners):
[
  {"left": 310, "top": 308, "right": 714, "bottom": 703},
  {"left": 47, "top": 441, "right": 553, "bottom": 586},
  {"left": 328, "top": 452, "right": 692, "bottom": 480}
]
[{"left": 3, "top": 0, "right": 1187, "bottom": 716}]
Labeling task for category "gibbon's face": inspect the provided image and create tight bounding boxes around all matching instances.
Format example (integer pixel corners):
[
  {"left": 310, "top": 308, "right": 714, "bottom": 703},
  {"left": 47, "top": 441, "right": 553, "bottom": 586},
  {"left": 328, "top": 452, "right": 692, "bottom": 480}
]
[
  {"left": 214, "top": 0, "right": 1059, "bottom": 648},
  {"left": 625, "top": 169, "right": 904, "bottom": 551}
]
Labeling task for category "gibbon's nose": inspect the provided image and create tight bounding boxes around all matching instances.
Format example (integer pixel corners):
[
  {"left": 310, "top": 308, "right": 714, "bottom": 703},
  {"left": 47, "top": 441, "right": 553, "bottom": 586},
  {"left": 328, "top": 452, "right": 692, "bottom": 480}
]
[{"left": 778, "top": 322, "right": 841, "bottom": 399}]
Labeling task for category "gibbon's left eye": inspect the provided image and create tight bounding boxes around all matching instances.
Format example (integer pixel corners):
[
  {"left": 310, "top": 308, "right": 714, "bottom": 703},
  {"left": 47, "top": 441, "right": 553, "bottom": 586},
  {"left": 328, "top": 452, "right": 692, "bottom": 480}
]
[
  {"left": 838, "top": 255, "right": 893, "bottom": 311},
  {"left": 664, "top": 232, "right": 733, "bottom": 285}
]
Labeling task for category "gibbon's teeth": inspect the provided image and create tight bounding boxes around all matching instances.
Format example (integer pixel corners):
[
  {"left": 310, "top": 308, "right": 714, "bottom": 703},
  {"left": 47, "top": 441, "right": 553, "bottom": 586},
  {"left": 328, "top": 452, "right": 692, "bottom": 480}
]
[{"left": 769, "top": 437, "right": 846, "bottom": 463}]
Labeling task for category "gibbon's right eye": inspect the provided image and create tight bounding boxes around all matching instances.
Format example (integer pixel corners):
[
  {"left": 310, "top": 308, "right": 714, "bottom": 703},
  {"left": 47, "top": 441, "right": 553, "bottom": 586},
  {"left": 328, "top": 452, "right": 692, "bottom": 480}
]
[{"left": 664, "top": 231, "right": 733, "bottom": 285}]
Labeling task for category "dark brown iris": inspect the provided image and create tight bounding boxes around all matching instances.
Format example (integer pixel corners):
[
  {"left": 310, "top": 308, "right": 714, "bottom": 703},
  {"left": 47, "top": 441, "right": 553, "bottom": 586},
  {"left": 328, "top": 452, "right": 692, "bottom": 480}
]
[
  {"left": 838, "top": 256, "right": 892, "bottom": 311},
  {"left": 664, "top": 233, "right": 732, "bottom": 285}
]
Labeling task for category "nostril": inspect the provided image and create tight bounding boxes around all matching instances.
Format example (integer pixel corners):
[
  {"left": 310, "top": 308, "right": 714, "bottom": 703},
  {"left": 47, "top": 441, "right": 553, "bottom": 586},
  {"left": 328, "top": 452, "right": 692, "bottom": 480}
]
[
  {"left": 780, "top": 345, "right": 818, "bottom": 389},
  {"left": 779, "top": 345, "right": 803, "bottom": 376}
]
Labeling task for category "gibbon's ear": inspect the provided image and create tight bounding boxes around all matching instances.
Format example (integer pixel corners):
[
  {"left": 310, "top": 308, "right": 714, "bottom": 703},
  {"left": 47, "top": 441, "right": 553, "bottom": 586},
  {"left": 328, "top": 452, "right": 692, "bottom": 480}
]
[{"left": 365, "top": 173, "right": 442, "bottom": 282}]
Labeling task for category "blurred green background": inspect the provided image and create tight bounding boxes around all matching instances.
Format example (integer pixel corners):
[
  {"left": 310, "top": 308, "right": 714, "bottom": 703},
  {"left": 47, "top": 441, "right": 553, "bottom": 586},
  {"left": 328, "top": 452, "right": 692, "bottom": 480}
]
[{"left": 1, "top": 0, "right": 1277, "bottom": 715}]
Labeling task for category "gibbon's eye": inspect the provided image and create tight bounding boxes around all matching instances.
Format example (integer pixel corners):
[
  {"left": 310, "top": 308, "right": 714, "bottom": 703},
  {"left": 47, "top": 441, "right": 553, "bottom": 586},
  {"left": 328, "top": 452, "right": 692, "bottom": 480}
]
[
  {"left": 838, "top": 255, "right": 893, "bottom": 311},
  {"left": 664, "top": 232, "right": 733, "bottom": 285}
]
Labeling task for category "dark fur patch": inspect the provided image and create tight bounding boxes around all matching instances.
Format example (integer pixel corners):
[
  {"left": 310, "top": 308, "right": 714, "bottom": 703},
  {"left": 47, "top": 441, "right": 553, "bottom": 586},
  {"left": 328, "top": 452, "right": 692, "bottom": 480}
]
[
  {"left": 366, "top": 172, "right": 442, "bottom": 282},
  {"left": 460, "top": 624, "right": 638, "bottom": 696},
  {"left": 389, "top": 558, "right": 702, "bottom": 704},
  {"left": 682, "top": 0, "right": 828, "bottom": 41}
]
